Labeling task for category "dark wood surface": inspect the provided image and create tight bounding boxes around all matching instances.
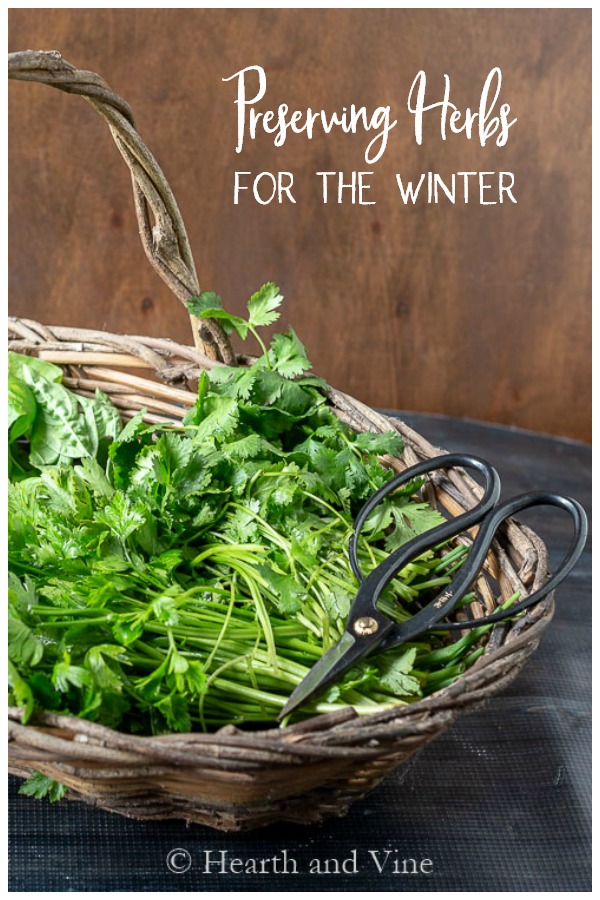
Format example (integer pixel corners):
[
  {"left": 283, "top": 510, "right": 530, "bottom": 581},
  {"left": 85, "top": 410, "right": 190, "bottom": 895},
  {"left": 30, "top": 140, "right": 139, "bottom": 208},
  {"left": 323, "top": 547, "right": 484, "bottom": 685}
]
[
  {"left": 8, "top": 413, "right": 591, "bottom": 891},
  {"left": 8, "top": 10, "right": 591, "bottom": 440}
]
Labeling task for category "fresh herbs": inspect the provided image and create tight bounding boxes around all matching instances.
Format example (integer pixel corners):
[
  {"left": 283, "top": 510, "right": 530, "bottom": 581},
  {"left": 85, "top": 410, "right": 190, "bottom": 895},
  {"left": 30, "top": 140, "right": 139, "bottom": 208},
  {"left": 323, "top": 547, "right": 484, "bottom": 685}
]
[
  {"left": 8, "top": 352, "right": 121, "bottom": 480},
  {"left": 8, "top": 285, "right": 492, "bottom": 735},
  {"left": 17, "top": 770, "right": 67, "bottom": 803}
]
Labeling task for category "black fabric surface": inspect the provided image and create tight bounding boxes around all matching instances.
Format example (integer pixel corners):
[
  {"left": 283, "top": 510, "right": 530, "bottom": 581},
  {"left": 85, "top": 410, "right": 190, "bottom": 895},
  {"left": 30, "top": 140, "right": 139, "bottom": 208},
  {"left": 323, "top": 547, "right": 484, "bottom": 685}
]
[{"left": 8, "top": 413, "right": 592, "bottom": 892}]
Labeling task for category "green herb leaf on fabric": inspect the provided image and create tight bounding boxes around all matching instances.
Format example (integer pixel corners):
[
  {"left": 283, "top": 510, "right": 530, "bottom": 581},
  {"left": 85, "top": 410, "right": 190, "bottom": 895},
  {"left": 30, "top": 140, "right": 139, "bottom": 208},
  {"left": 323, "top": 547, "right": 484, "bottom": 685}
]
[{"left": 19, "top": 771, "right": 68, "bottom": 803}]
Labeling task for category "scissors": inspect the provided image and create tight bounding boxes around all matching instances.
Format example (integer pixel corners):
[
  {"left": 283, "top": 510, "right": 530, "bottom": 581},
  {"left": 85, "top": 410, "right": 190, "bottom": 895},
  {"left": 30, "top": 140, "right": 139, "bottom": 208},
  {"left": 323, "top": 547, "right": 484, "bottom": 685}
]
[{"left": 278, "top": 453, "right": 587, "bottom": 721}]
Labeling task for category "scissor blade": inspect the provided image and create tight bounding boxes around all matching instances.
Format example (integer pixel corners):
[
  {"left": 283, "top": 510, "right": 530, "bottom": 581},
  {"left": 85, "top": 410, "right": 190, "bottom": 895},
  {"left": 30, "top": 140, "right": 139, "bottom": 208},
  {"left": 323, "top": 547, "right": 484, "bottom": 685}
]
[{"left": 278, "top": 632, "right": 366, "bottom": 722}]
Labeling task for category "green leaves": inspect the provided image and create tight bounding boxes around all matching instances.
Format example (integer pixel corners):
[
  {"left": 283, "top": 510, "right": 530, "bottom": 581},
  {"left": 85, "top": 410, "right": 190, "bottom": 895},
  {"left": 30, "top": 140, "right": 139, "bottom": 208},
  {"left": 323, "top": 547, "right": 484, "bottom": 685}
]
[
  {"left": 8, "top": 374, "right": 36, "bottom": 441},
  {"left": 376, "top": 647, "right": 421, "bottom": 696},
  {"left": 255, "top": 564, "right": 305, "bottom": 615},
  {"left": 28, "top": 379, "right": 93, "bottom": 464},
  {"left": 8, "top": 575, "right": 44, "bottom": 667},
  {"left": 52, "top": 656, "right": 93, "bottom": 693},
  {"left": 29, "top": 384, "right": 121, "bottom": 467},
  {"left": 8, "top": 610, "right": 44, "bottom": 667},
  {"left": 187, "top": 282, "right": 283, "bottom": 342},
  {"left": 8, "top": 352, "right": 62, "bottom": 383},
  {"left": 247, "top": 283, "right": 283, "bottom": 328},
  {"left": 269, "top": 329, "right": 311, "bottom": 378},
  {"left": 191, "top": 395, "right": 240, "bottom": 442},
  {"left": 134, "top": 644, "right": 206, "bottom": 731},
  {"left": 8, "top": 661, "right": 35, "bottom": 722},
  {"left": 19, "top": 771, "right": 67, "bottom": 803},
  {"left": 385, "top": 503, "right": 445, "bottom": 553},
  {"left": 111, "top": 612, "right": 147, "bottom": 646},
  {"left": 8, "top": 352, "right": 122, "bottom": 477},
  {"left": 187, "top": 292, "right": 249, "bottom": 339},
  {"left": 108, "top": 412, "right": 157, "bottom": 489},
  {"left": 187, "top": 283, "right": 311, "bottom": 382},
  {"left": 354, "top": 431, "right": 404, "bottom": 456},
  {"left": 94, "top": 493, "right": 146, "bottom": 543}
]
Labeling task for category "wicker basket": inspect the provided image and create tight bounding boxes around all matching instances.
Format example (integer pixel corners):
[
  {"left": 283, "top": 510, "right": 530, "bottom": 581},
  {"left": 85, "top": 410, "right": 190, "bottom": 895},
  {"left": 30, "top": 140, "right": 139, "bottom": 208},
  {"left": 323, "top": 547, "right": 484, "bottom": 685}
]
[{"left": 8, "top": 50, "right": 553, "bottom": 832}]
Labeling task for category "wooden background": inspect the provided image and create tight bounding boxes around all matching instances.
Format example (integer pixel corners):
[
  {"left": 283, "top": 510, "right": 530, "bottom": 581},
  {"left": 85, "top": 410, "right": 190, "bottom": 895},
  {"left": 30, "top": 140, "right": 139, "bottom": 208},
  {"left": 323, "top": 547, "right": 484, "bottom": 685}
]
[{"left": 8, "top": 9, "right": 591, "bottom": 441}]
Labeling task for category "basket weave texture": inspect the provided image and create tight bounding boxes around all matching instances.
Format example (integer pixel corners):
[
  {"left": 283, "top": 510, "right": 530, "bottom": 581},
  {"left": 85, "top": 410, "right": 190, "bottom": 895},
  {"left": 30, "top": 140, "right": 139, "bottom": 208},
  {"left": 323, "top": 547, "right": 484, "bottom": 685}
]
[{"left": 8, "top": 51, "right": 553, "bottom": 832}]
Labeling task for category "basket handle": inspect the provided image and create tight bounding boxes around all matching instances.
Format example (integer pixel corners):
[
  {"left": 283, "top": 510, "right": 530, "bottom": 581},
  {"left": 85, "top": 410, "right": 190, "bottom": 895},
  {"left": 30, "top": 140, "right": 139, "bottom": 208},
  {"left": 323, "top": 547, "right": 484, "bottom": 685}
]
[{"left": 8, "top": 49, "right": 236, "bottom": 365}]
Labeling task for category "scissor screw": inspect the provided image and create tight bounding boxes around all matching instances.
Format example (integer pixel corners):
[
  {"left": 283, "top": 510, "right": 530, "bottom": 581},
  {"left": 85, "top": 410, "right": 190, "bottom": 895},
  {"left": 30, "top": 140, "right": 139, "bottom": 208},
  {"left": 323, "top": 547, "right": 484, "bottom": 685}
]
[{"left": 353, "top": 616, "right": 379, "bottom": 636}]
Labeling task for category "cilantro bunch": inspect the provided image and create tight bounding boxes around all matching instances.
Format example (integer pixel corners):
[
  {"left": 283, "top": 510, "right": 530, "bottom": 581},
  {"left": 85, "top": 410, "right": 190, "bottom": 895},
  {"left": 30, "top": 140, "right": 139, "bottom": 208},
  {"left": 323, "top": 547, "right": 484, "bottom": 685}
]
[{"left": 8, "top": 285, "right": 491, "bottom": 736}]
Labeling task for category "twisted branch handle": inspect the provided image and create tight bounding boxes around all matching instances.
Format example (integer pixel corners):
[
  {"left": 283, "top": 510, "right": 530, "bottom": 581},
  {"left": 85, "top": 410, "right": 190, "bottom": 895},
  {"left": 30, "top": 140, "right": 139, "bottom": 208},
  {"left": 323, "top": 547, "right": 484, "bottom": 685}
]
[{"left": 8, "top": 49, "right": 235, "bottom": 364}]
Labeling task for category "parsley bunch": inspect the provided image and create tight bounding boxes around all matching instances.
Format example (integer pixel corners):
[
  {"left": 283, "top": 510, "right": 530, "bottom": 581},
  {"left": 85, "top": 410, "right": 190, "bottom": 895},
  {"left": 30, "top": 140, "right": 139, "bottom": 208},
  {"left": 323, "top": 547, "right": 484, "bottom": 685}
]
[{"left": 8, "top": 285, "right": 492, "bottom": 736}]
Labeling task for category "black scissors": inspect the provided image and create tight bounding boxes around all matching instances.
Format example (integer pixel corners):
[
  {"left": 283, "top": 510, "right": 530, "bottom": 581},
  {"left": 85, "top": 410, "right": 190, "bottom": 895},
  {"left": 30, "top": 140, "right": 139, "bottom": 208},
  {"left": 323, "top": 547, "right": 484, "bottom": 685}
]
[{"left": 278, "top": 453, "right": 587, "bottom": 720}]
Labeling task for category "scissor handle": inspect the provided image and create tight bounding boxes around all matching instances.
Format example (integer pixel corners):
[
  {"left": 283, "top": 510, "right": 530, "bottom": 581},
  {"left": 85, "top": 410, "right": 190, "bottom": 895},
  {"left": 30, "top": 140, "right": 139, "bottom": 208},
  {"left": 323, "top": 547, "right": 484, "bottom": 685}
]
[
  {"left": 349, "top": 453, "right": 501, "bottom": 583},
  {"left": 418, "top": 490, "right": 588, "bottom": 633}
]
